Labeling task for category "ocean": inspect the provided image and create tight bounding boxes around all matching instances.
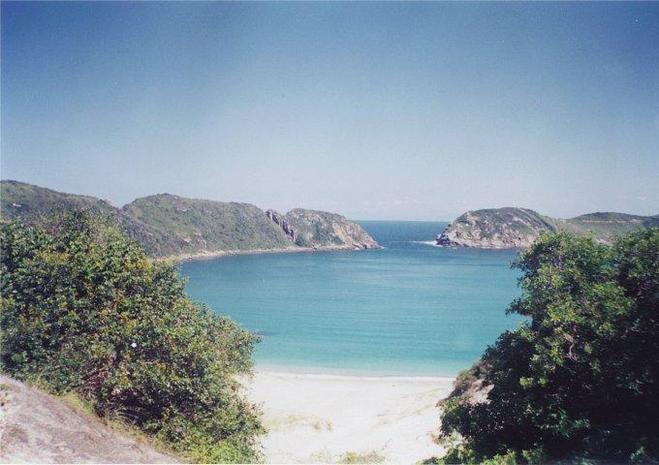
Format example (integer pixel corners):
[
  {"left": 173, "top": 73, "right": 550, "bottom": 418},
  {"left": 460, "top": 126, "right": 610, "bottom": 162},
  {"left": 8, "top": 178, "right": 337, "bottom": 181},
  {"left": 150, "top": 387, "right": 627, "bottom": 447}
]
[{"left": 180, "top": 221, "right": 523, "bottom": 377}]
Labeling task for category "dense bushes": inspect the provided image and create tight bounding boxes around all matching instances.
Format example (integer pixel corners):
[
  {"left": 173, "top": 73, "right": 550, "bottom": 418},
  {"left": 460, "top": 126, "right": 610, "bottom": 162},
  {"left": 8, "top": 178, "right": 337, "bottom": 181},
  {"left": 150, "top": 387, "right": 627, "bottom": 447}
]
[
  {"left": 0, "top": 213, "right": 263, "bottom": 463},
  {"left": 439, "top": 229, "right": 659, "bottom": 464}
]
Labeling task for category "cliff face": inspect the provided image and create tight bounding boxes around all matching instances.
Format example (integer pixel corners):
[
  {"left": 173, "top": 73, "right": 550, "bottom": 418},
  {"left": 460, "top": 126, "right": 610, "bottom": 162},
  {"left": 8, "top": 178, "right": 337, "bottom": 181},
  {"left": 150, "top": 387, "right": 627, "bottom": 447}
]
[
  {"left": 1, "top": 180, "right": 380, "bottom": 258},
  {"left": 437, "top": 207, "right": 658, "bottom": 249},
  {"left": 274, "top": 208, "right": 380, "bottom": 250},
  {"left": 265, "top": 209, "right": 297, "bottom": 242}
]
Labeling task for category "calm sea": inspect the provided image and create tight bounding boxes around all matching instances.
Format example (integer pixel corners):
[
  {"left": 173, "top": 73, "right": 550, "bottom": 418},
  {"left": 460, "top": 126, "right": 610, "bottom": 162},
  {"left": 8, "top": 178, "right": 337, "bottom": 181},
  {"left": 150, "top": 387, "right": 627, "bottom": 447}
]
[{"left": 180, "top": 221, "right": 523, "bottom": 377}]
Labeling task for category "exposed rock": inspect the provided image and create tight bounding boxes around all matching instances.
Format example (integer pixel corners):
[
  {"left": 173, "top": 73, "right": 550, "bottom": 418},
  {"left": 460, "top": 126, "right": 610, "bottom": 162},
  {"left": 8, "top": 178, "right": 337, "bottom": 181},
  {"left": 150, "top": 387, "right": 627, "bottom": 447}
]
[
  {"left": 277, "top": 208, "right": 380, "bottom": 250},
  {"left": 437, "top": 207, "right": 658, "bottom": 249},
  {"left": 0, "top": 375, "right": 178, "bottom": 463},
  {"left": 265, "top": 209, "right": 297, "bottom": 242}
]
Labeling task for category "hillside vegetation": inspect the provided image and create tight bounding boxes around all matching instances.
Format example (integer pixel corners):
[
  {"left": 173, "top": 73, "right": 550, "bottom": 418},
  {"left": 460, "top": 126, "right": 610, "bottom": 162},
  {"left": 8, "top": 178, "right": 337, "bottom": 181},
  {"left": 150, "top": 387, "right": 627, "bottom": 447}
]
[
  {"left": 0, "top": 180, "right": 179, "bottom": 257},
  {"left": 0, "top": 214, "right": 263, "bottom": 463},
  {"left": 0, "top": 180, "right": 379, "bottom": 258},
  {"left": 123, "top": 194, "right": 294, "bottom": 257},
  {"left": 437, "top": 207, "right": 657, "bottom": 248},
  {"left": 437, "top": 229, "right": 659, "bottom": 464}
]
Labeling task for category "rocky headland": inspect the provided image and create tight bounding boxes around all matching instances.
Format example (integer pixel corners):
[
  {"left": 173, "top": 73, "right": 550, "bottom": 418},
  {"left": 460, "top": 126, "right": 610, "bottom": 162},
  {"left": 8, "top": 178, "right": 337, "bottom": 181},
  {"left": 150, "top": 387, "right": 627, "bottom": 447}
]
[
  {"left": 0, "top": 180, "right": 380, "bottom": 260},
  {"left": 437, "top": 207, "right": 658, "bottom": 249},
  {"left": 267, "top": 208, "right": 379, "bottom": 250}
]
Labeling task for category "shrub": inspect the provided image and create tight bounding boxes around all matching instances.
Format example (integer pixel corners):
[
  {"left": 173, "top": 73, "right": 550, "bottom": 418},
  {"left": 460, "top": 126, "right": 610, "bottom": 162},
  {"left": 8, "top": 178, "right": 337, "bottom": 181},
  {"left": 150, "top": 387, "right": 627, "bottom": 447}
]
[
  {"left": 0, "top": 213, "right": 264, "bottom": 462},
  {"left": 340, "top": 450, "right": 386, "bottom": 464},
  {"left": 439, "top": 229, "right": 659, "bottom": 464}
]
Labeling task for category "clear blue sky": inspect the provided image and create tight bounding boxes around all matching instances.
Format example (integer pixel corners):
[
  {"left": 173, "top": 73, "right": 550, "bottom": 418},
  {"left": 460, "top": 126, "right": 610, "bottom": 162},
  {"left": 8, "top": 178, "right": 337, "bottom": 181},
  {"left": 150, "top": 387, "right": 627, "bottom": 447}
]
[{"left": 2, "top": 2, "right": 658, "bottom": 220}]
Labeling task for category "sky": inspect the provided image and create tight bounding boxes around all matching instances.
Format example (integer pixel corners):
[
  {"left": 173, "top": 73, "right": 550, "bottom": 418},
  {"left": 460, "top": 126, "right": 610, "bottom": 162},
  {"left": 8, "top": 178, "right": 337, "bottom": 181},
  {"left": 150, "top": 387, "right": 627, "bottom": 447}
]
[{"left": 2, "top": 2, "right": 658, "bottom": 221}]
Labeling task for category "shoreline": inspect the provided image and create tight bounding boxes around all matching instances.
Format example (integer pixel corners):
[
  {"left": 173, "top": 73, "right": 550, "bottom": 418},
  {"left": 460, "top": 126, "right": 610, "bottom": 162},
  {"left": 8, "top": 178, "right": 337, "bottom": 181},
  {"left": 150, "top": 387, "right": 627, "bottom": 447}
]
[
  {"left": 158, "top": 243, "right": 383, "bottom": 263},
  {"left": 253, "top": 367, "right": 456, "bottom": 382},
  {"left": 246, "top": 369, "right": 455, "bottom": 464},
  {"left": 254, "top": 362, "right": 457, "bottom": 381}
]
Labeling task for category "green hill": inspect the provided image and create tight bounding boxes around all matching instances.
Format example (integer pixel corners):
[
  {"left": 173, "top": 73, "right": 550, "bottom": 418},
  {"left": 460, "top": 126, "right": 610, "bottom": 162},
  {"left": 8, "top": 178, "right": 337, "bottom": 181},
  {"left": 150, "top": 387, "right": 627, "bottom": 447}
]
[
  {"left": 0, "top": 179, "right": 117, "bottom": 221},
  {"left": 437, "top": 207, "right": 658, "bottom": 249},
  {"left": 0, "top": 180, "right": 181, "bottom": 257},
  {"left": 0, "top": 180, "right": 379, "bottom": 258},
  {"left": 437, "top": 207, "right": 659, "bottom": 249},
  {"left": 122, "top": 194, "right": 294, "bottom": 257},
  {"left": 560, "top": 212, "right": 659, "bottom": 242}
]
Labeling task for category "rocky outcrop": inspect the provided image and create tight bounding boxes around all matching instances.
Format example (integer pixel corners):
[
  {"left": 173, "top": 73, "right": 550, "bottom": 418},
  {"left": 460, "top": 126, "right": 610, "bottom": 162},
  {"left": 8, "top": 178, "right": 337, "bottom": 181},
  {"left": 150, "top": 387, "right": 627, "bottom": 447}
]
[
  {"left": 265, "top": 209, "right": 297, "bottom": 242},
  {"left": 0, "top": 375, "right": 177, "bottom": 463},
  {"left": 437, "top": 207, "right": 658, "bottom": 249},
  {"left": 266, "top": 208, "right": 380, "bottom": 250},
  {"left": 436, "top": 208, "right": 557, "bottom": 249}
]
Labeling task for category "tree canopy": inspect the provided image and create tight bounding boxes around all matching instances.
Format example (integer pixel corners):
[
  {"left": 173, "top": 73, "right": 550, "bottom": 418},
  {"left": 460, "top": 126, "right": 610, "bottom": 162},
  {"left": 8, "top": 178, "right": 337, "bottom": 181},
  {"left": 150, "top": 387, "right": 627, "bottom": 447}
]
[
  {"left": 439, "top": 229, "right": 659, "bottom": 464},
  {"left": 0, "top": 213, "right": 263, "bottom": 463}
]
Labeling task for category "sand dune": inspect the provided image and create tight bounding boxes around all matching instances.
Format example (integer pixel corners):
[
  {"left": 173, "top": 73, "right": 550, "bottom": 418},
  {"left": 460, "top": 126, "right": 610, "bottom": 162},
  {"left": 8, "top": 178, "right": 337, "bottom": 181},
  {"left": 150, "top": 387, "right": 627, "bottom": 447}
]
[{"left": 246, "top": 370, "right": 455, "bottom": 464}]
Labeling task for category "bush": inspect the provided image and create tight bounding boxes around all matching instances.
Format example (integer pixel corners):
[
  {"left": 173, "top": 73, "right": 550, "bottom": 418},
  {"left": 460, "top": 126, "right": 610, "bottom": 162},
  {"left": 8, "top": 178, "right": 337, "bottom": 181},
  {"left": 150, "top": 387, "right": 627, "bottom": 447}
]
[
  {"left": 340, "top": 450, "right": 385, "bottom": 464},
  {"left": 0, "top": 213, "right": 263, "bottom": 462},
  {"left": 439, "top": 229, "right": 659, "bottom": 464}
]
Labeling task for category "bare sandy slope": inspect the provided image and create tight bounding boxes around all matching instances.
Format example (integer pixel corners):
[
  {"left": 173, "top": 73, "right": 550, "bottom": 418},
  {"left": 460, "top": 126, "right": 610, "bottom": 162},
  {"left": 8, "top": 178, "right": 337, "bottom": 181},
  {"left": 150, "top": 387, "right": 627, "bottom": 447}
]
[
  {"left": 246, "top": 370, "right": 455, "bottom": 464},
  {"left": 0, "top": 375, "right": 178, "bottom": 464}
]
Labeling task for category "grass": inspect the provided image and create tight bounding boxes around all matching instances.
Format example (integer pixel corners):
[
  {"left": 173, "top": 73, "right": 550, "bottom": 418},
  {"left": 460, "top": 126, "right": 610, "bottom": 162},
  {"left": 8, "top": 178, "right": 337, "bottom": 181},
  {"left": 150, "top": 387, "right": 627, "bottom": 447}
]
[
  {"left": 340, "top": 450, "right": 386, "bottom": 464},
  {"left": 58, "top": 391, "right": 181, "bottom": 460}
]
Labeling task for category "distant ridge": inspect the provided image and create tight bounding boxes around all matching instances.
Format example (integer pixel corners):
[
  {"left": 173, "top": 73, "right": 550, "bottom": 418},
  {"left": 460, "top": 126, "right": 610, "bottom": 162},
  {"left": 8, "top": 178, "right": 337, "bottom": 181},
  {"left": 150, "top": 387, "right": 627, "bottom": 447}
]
[
  {"left": 0, "top": 180, "right": 379, "bottom": 259},
  {"left": 436, "top": 207, "right": 658, "bottom": 249}
]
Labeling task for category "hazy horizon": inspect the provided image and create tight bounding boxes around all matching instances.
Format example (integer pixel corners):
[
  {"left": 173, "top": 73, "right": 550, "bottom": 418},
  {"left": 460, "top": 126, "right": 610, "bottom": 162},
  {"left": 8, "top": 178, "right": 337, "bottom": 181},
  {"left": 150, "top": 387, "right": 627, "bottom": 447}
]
[{"left": 2, "top": 2, "right": 658, "bottom": 221}]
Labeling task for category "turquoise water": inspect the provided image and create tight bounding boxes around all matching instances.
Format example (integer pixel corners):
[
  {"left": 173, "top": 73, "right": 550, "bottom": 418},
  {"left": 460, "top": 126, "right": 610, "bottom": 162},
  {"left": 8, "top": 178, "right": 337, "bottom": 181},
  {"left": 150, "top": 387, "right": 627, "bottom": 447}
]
[{"left": 180, "top": 221, "right": 523, "bottom": 377}]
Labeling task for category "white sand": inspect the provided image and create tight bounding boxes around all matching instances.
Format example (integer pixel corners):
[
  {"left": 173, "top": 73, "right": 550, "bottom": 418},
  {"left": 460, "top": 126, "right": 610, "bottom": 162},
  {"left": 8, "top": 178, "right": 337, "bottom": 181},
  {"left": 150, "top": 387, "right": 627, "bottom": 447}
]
[{"left": 246, "top": 370, "right": 455, "bottom": 464}]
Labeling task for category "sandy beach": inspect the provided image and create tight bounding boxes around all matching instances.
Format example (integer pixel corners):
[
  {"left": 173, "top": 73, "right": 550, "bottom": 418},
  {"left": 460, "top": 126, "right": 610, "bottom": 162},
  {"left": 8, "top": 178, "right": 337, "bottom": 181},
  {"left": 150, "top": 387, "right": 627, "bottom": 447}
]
[
  {"left": 160, "top": 244, "right": 382, "bottom": 263},
  {"left": 246, "top": 370, "right": 455, "bottom": 464}
]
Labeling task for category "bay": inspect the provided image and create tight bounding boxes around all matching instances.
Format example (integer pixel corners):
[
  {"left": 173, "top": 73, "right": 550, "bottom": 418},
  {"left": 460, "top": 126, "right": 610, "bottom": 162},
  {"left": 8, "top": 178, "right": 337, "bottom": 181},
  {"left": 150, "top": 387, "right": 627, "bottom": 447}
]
[{"left": 180, "top": 221, "right": 523, "bottom": 376}]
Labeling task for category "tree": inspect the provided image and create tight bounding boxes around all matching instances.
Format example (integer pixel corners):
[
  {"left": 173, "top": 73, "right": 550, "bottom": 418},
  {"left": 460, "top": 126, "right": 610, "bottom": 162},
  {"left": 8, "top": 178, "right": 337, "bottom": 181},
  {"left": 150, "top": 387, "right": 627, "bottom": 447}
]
[
  {"left": 439, "top": 229, "right": 659, "bottom": 464},
  {"left": 0, "top": 213, "right": 264, "bottom": 463}
]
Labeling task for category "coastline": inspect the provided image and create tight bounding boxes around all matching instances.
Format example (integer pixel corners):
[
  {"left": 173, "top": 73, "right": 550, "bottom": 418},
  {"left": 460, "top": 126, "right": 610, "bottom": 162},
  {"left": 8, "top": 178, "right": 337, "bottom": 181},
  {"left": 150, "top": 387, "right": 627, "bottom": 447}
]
[
  {"left": 158, "top": 243, "right": 383, "bottom": 263},
  {"left": 253, "top": 366, "right": 456, "bottom": 382},
  {"left": 254, "top": 361, "right": 457, "bottom": 380},
  {"left": 245, "top": 369, "right": 455, "bottom": 464}
]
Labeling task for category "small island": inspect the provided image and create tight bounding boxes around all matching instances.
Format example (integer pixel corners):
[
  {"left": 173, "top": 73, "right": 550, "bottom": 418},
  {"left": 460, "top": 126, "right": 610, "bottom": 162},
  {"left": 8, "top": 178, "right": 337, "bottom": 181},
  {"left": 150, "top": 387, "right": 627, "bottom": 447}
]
[{"left": 437, "top": 207, "right": 658, "bottom": 249}]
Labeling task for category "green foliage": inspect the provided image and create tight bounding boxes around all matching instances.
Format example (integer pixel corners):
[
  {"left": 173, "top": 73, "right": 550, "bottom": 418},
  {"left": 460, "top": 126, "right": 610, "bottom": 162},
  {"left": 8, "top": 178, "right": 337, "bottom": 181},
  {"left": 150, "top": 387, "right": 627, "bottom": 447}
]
[
  {"left": 0, "top": 179, "right": 118, "bottom": 224},
  {"left": 439, "top": 229, "right": 659, "bottom": 464},
  {"left": 1, "top": 180, "right": 378, "bottom": 258},
  {"left": 565, "top": 213, "right": 659, "bottom": 243},
  {"left": 340, "top": 450, "right": 385, "bottom": 464},
  {"left": 123, "top": 194, "right": 294, "bottom": 256},
  {"left": 0, "top": 214, "right": 264, "bottom": 463}
]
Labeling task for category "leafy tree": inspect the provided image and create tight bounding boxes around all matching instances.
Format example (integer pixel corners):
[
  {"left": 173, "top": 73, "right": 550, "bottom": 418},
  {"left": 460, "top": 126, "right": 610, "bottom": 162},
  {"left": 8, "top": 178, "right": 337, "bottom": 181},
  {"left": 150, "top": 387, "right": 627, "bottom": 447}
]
[
  {"left": 0, "top": 213, "right": 263, "bottom": 463},
  {"left": 439, "top": 229, "right": 659, "bottom": 464}
]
